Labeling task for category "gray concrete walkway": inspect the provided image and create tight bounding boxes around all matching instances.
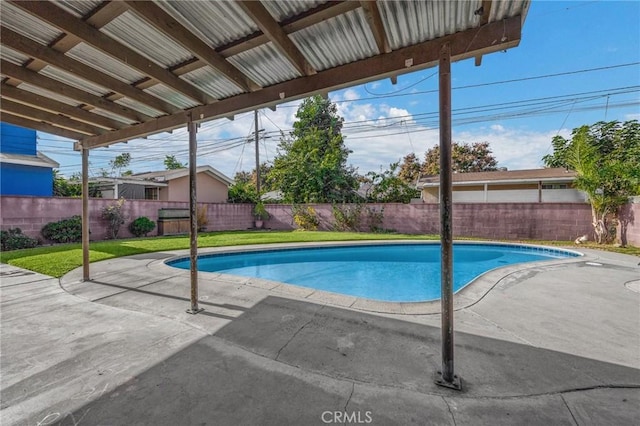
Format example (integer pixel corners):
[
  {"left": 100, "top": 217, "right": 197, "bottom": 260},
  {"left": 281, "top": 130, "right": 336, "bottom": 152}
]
[{"left": 1, "top": 244, "right": 639, "bottom": 425}]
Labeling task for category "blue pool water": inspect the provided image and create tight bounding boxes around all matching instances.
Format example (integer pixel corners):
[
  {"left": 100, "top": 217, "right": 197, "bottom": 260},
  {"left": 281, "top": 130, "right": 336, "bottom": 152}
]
[{"left": 167, "top": 243, "right": 580, "bottom": 302}]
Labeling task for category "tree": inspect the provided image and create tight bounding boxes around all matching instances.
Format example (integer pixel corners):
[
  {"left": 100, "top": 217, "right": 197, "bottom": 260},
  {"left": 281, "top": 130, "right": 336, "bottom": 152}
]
[
  {"left": 267, "top": 96, "right": 358, "bottom": 203},
  {"left": 366, "top": 162, "right": 421, "bottom": 203},
  {"left": 53, "top": 169, "right": 81, "bottom": 197},
  {"left": 398, "top": 153, "right": 422, "bottom": 184},
  {"left": 543, "top": 120, "right": 640, "bottom": 244},
  {"left": 421, "top": 142, "right": 499, "bottom": 175},
  {"left": 109, "top": 153, "right": 131, "bottom": 177},
  {"left": 164, "top": 155, "right": 186, "bottom": 170}
]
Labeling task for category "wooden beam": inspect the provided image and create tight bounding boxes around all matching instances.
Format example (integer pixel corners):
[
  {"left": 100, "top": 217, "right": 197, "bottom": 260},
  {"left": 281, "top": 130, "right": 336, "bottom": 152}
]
[
  {"left": 0, "top": 98, "right": 105, "bottom": 135},
  {"left": 0, "top": 60, "right": 150, "bottom": 123},
  {"left": 124, "top": 1, "right": 260, "bottom": 93},
  {"left": 1, "top": 27, "right": 178, "bottom": 115},
  {"left": 237, "top": 0, "right": 316, "bottom": 76},
  {"left": 165, "top": 2, "right": 359, "bottom": 78},
  {"left": 360, "top": 0, "right": 391, "bottom": 54},
  {"left": 79, "top": 15, "right": 522, "bottom": 149},
  {"left": 1, "top": 111, "right": 86, "bottom": 140},
  {"left": 474, "top": 1, "right": 493, "bottom": 66},
  {"left": 1, "top": 84, "right": 125, "bottom": 130},
  {"left": 10, "top": 0, "right": 211, "bottom": 105}
]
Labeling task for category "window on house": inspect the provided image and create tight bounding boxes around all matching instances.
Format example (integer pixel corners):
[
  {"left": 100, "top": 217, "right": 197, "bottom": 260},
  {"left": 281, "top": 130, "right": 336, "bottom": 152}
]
[
  {"left": 145, "top": 187, "right": 159, "bottom": 200},
  {"left": 541, "top": 184, "right": 568, "bottom": 190}
]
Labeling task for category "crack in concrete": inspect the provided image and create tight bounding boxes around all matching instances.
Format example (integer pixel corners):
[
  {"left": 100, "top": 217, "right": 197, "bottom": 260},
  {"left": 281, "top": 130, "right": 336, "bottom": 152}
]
[
  {"left": 561, "top": 394, "right": 579, "bottom": 426},
  {"left": 343, "top": 382, "right": 355, "bottom": 414},
  {"left": 466, "top": 308, "right": 534, "bottom": 345},
  {"left": 275, "top": 305, "right": 324, "bottom": 361},
  {"left": 442, "top": 396, "right": 458, "bottom": 426}
]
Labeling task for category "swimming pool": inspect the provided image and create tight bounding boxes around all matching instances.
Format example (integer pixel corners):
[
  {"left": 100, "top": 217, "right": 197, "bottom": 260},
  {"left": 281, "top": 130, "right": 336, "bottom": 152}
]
[{"left": 167, "top": 243, "right": 581, "bottom": 302}]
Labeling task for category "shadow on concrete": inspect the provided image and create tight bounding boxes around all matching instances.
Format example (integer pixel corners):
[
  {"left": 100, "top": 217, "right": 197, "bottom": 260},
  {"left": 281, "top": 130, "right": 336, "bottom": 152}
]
[
  {"left": 37, "top": 296, "right": 640, "bottom": 425},
  {"left": 89, "top": 279, "right": 247, "bottom": 313}
]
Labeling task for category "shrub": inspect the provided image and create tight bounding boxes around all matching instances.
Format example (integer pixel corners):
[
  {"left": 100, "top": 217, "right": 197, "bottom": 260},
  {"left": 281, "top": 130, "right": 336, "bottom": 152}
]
[
  {"left": 293, "top": 205, "right": 320, "bottom": 231},
  {"left": 129, "top": 216, "right": 156, "bottom": 237},
  {"left": 1, "top": 228, "right": 39, "bottom": 251},
  {"left": 253, "top": 202, "right": 270, "bottom": 220},
  {"left": 41, "top": 216, "right": 82, "bottom": 243},
  {"left": 101, "top": 198, "right": 126, "bottom": 239},
  {"left": 332, "top": 203, "right": 363, "bottom": 232}
]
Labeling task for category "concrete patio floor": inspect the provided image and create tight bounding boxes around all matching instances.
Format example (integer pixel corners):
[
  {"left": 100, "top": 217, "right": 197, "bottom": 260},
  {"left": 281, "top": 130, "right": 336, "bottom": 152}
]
[{"left": 1, "top": 243, "right": 639, "bottom": 425}]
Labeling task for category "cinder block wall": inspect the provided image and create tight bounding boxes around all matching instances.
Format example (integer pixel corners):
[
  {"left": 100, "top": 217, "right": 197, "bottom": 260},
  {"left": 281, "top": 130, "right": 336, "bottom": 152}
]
[
  {"left": 0, "top": 196, "right": 253, "bottom": 241},
  {"left": 618, "top": 203, "right": 640, "bottom": 247},
  {"left": 0, "top": 196, "right": 606, "bottom": 244}
]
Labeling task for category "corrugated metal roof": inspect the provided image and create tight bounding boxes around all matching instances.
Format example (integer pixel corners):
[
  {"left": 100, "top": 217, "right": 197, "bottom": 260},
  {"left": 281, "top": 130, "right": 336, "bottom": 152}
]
[
  {"left": 291, "top": 9, "right": 378, "bottom": 71},
  {"left": 0, "top": 0, "right": 530, "bottom": 146},
  {"left": 100, "top": 10, "right": 193, "bottom": 68},
  {"left": 0, "top": 47, "right": 30, "bottom": 66},
  {"left": 0, "top": 2, "right": 62, "bottom": 46},
  {"left": 144, "top": 84, "right": 201, "bottom": 110},
  {"left": 115, "top": 98, "right": 165, "bottom": 119},
  {"left": 227, "top": 43, "right": 301, "bottom": 87},
  {"left": 263, "top": 0, "right": 328, "bottom": 22},
  {"left": 17, "top": 83, "right": 81, "bottom": 107},
  {"left": 378, "top": 1, "right": 481, "bottom": 50},
  {"left": 55, "top": 0, "right": 103, "bottom": 18},
  {"left": 66, "top": 43, "right": 147, "bottom": 85},
  {"left": 90, "top": 108, "right": 137, "bottom": 126},
  {"left": 180, "top": 67, "right": 244, "bottom": 100},
  {"left": 39, "top": 65, "right": 110, "bottom": 97},
  {"left": 157, "top": 0, "right": 258, "bottom": 48}
]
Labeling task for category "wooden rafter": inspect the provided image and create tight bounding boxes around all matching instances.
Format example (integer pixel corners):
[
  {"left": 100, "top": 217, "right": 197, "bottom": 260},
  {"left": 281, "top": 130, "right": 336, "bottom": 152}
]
[
  {"left": 1, "top": 84, "right": 125, "bottom": 131},
  {"left": 0, "top": 98, "right": 105, "bottom": 135},
  {"left": 78, "top": 15, "right": 522, "bottom": 149},
  {"left": 1, "top": 111, "right": 87, "bottom": 140},
  {"left": 9, "top": 0, "right": 211, "bottom": 105},
  {"left": 360, "top": 0, "right": 391, "bottom": 54},
  {"left": 474, "top": 0, "right": 493, "bottom": 66},
  {"left": 237, "top": 0, "right": 316, "bottom": 76},
  {"left": 1, "top": 27, "right": 179, "bottom": 115},
  {"left": 124, "top": 1, "right": 260, "bottom": 93},
  {"left": 1, "top": 60, "right": 149, "bottom": 123}
]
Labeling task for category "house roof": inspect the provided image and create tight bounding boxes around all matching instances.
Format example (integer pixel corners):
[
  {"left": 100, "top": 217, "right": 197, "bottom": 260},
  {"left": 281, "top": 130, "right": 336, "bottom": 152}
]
[
  {"left": 418, "top": 168, "right": 577, "bottom": 187},
  {"left": 133, "top": 165, "right": 233, "bottom": 186},
  {"left": 0, "top": 150, "right": 59, "bottom": 168},
  {"left": 88, "top": 177, "right": 168, "bottom": 188},
  {"left": 0, "top": 1, "right": 530, "bottom": 150}
]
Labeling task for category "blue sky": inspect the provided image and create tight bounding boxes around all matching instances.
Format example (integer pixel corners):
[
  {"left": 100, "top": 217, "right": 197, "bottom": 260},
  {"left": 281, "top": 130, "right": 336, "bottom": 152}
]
[{"left": 37, "top": 1, "right": 640, "bottom": 179}]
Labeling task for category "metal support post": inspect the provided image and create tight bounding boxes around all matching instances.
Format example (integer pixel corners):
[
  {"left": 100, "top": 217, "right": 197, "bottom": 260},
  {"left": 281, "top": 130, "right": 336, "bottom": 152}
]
[
  {"left": 186, "top": 118, "right": 203, "bottom": 315},
  {"left": 254, "top": 109, "right": 261, "bottom": 196},
  {"left": 81, "top": 147, "right": 90, "bottom": 281},
  {"left": 435, "top": 42, "right": 461, "bottom": 390}
]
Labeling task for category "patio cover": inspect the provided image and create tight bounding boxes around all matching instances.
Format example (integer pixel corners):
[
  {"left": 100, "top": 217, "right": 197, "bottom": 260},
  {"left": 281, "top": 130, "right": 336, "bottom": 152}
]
[{"left": 0, "top": 0, "right": 531, "bottom": 390}]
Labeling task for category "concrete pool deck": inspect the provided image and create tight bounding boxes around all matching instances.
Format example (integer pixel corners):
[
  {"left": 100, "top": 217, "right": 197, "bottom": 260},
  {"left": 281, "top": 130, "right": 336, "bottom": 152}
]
[{"left": 1, "top": 243, "right": 639, "bottom": 425}]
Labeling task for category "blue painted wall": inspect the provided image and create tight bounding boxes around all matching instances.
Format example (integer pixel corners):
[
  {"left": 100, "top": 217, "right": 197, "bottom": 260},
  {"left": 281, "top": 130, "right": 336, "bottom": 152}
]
[
  {"left": 1, "top": 123, "right": 37, "bottom": 155},
  {"left": 1, "top": 122, "right": 54, "bottom": 196},
  {"left": 1, "top": 163, "right": 53, "bottom": 196}
]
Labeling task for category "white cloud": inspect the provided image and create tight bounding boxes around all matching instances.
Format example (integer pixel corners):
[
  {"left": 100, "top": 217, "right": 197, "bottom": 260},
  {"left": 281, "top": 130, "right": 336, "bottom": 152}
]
[
  {"left": 624, "top": 113, "right": 640, "bottom": 121},
  {"left": 490, "top": 124, "right": 505, "bottom": 132}
]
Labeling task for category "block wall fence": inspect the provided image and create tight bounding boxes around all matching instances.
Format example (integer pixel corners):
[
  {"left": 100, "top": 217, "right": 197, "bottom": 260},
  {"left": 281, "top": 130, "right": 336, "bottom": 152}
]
[{"left": 3, "top": 196, "right": 632, "bottom": 245}]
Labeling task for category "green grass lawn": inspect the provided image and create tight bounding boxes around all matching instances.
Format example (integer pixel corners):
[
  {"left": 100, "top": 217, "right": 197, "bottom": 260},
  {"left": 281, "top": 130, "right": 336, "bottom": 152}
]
[{"left": 1, "top": 230, "right": 637, "bottom": 278}]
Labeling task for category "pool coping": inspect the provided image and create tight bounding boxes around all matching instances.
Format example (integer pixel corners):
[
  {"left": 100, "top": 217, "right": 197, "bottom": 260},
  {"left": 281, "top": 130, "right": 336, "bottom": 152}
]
[{"left": 155, "top": 240, "right": 586, "bottom": 315}]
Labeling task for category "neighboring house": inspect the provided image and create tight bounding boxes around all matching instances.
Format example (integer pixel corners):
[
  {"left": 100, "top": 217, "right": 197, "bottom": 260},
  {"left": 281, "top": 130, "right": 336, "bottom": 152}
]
[
  {"left": 0, "top": 122, "right": 59, "bottom": 196},
  {"left": 417, "top": 168, "right": 587, "bottom": 203},
  {"left": 91, "top": 165, "right": 233, "bottom": 202},
  {"left": 89, "top": 177, "right": 168, "bottom": 200},
  {"left": 133, "top": 165, "right": 233, "bottom": 203}
]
